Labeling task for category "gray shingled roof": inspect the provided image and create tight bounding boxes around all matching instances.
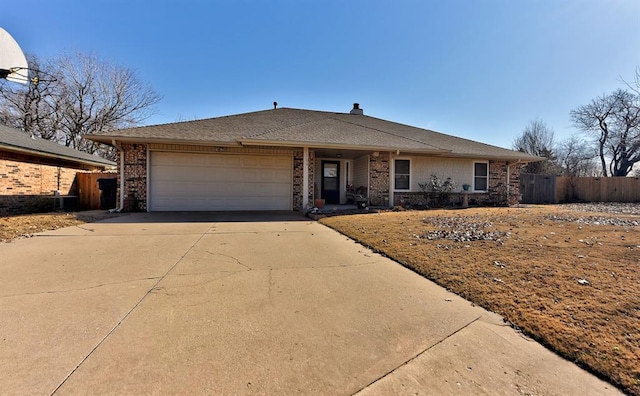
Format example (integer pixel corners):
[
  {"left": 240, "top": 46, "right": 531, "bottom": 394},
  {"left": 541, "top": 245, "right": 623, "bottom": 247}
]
[
  {"left": 89, "top": 107, "right": 541, "bottom": 161},
  {"left": 0, "top": 124, "right": 115, "bottom": 167}
]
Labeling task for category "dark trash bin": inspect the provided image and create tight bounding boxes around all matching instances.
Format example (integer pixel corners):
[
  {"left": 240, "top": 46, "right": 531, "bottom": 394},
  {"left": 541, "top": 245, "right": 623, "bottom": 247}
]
[{"left": 97, "top": 178, "right": 117, "bottom": 210}]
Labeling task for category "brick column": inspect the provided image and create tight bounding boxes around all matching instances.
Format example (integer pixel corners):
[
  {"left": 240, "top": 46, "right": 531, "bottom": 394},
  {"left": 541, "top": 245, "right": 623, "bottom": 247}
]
[
  {"left": 369, "top": 152, "right": 390, "bottom": 206},
  {"left": 308, "top": 150, "right": 315, "bottom": 206},
  {"left": 292, "top": 150, "right": 314, "bottom": 210},
  {"left": 508, "top": 163, "right": 522, "bottom": 205},
  {"left": 489, "top": 160, "right": 509, "bottom": 205},
  {"left": 119, "top": 143, "right": 147, "bottom": 211}
]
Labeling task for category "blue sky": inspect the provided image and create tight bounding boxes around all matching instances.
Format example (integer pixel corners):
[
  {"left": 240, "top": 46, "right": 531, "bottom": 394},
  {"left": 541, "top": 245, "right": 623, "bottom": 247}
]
[{"left": 2, "top": 0, "right": 639, "bottom": 149}]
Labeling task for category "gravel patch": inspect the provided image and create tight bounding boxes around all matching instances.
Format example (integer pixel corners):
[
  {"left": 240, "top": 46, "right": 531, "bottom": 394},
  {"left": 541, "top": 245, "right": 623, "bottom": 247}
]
[
  {"left": 422, "top": 215, "right": 493, "bottom": 229},
  {"left": 548, "top": 203, "right": 640, "bottom": 226},
  {"left": 421, "top": 228, "right": 510, "bottom": 242},
  {"left": 561, "top": 202, "right": 640, "bottom": 215},
  {"left": 420, "top": 215, "right": 510, "bottom": 242},
  {"left": 545, "top": 214, "right": 639, "bottom": 227}
]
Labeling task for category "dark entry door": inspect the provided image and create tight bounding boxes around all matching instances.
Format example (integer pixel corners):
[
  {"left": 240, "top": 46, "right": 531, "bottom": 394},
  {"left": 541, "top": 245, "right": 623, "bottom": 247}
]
[{"left": 321, "top": 161, "right": 340, "bottom": 204}]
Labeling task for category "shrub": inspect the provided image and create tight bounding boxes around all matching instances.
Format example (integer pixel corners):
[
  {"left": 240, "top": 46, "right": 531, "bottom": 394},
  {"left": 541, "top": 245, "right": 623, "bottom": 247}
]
[{"left": 419, "top": 174, "right": 457, "bottom": 207}]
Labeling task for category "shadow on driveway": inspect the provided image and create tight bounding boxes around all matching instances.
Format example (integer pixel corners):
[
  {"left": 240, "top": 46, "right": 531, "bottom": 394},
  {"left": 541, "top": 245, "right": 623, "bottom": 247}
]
[{"left": 103, "top": 211, "right": 309, "bottom": 223}]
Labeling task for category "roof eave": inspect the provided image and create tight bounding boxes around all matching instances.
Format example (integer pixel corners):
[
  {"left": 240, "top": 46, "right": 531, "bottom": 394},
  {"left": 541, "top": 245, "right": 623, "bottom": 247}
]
[
  {"left": 0, "top": 143, "right": 115, "bottom": 168},
  {"left": 426, "top": 151, "right": 544, "bottom": 163},
  {"left": 88, "top": 135, "right": 242, "bottom": 147},
  {"left": 238, "top": 138, "right": 450, "bottom": 153},
  {"left": 88, "top": 136, "right": 541, "bottom": 163}
]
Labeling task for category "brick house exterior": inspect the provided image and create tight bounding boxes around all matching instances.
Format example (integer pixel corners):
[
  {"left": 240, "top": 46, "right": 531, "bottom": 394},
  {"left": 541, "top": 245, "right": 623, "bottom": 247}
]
[
  {"left": 120, "top": 143, "right": 148, "bottom": 212},
  {"left": 114, "top": 148, "right": 527, "bottom": 212},
  {"left": 392, "top": 160, "right": 522, "bottom": 208},
  {"left": 89, "top": 106, "right": 541, "bottom": 212},
  {"left": 1, "top": 125, "right": 115, "bottom": 215},
  {"left": 292, "top": 149, "right": 315, "bottom": 211},
  {"left": 368, "top": 152, "right": 390, "bottom": 206}
]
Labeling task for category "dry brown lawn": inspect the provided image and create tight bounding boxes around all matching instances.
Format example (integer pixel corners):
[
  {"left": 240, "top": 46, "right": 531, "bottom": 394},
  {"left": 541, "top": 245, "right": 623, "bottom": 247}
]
[
  {"left": 320, "top": 204, "right": 640, "bottom": 395},
  {"left": 0, "top": 211, "right": 122, "bottom": 242}
]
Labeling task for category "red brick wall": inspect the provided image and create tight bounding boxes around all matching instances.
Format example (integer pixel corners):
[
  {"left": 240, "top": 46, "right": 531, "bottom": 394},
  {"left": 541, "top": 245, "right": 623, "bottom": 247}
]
[
  {"left": 488, "top": 160, "right": 523, "bottom": 205},
  {"left": 118, "top": 143, "right": 147, "bottom": 211},
  {"left": 369, "top": 152, "right": 390, "bottom": 206},
  {"left": 488, "top": 160, "right": 507, "bottom": 203},
  {"left": 292, "top": 149, "right": 315, "bottom": 210},
  {"left": 0, "top": 153, "right": 109, "bottom": 215},
  {"left": 507, "top": 163, "right": 522, "bottom": 205},
  {"left": 0, "top": 195, "right": 54, "bottom": 215},
  {"left": 0, "top": 157, "right": 82, "bottom": 215},
  {"left": 0, "top": 158, "right": 79, "bottom": 195}
]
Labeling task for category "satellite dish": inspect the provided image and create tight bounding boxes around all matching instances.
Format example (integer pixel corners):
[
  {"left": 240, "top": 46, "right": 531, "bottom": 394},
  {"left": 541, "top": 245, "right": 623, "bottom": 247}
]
[{"left": 0, "top": 27, "right": 29, "bottom": 84}]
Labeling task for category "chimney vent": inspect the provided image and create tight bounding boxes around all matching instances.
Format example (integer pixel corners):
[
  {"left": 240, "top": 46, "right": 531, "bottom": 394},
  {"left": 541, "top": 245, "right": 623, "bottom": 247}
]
[
  {"left": 273, "top": 101, "right": 278, "bottom": 109},
  {"left": 350, "top": 103, "right": 363, "bottom": 115}
]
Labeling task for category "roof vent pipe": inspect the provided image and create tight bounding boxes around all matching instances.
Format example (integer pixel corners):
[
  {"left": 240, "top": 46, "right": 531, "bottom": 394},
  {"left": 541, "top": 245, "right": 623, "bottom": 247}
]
[{"left": 350, "top": 103, "right": 363, "bottom": 115}]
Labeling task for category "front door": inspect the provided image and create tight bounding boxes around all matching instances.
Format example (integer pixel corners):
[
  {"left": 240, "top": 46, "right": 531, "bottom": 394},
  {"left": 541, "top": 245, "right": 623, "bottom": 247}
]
[{"left": 321, "top": 161, "right": 340, "bottom": 204}]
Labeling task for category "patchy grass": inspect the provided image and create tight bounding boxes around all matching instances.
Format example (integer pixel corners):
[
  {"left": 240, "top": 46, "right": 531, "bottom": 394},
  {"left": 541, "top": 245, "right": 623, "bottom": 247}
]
[
  {"left": 320, "top": 204, "right": 640, "bottom": 395},
  {"left": 0, "top": 211, "right": 123, "bottom": 242}
]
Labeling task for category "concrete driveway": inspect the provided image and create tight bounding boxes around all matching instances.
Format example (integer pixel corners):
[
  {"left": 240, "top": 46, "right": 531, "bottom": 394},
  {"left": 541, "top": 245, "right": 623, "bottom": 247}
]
[{"left": 0, "top": 212, "right": 621, "bottom": 395}]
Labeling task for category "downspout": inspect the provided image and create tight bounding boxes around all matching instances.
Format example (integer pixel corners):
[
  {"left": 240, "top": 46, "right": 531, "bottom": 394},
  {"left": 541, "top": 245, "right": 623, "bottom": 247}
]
[{"left": 110, "top": 139, "right": 125, "bottom": 212}]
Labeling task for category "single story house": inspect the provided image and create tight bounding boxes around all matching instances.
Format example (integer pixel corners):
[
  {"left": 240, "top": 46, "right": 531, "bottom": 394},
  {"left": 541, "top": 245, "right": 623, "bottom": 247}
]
[
  {"left": 88, "top": 104, "right": 541, "bottom": 212},
  {"left": 0, "top": 124, "right": 115, "bottom": 214}
]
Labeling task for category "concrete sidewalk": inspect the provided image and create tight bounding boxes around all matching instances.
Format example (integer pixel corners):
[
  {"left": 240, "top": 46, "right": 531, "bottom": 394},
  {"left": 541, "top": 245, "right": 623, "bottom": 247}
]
[{"left": 0, "top": 212, "right": 621, "bottom": 395}]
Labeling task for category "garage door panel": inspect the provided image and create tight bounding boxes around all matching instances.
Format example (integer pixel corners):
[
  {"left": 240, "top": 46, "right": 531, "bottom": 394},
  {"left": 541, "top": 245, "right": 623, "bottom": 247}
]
[
  {"left": 237, "top": 170, "right": 291, "bottom": 183},
  {"left": 149, "top": 152, "right": 292, "bottom": 211},
  {"left": 152, "top": 166, "right": 210, "bottom": 180},
  {"left": 155, "top": 168, "right": 273, "bottom": 184},
  {"left": 151, "top": 196, "right": 286, "bottom": 211},
  {"left": 224, "top": 182, "right": 291, "bottom": 195}
]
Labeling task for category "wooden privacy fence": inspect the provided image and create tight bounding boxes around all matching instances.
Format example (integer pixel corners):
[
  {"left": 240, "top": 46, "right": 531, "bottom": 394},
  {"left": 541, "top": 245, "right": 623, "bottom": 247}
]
[
  {"left": 521, "top": 173, "right": 640, "bottom": 203},
  {"left": 76, "top": 172, "right": 117, "bottom": 210},
  {"left": 520, "top": 174, "right": 556, "bottom": 204}
]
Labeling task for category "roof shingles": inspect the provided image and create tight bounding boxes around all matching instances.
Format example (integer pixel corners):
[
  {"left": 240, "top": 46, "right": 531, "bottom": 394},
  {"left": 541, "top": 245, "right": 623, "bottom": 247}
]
[
  {"left": 89, "top": 107, "right": 541, "bottom": 161},
  {"left": 0, "top": 124, "right": 115, "bottom": 167}
]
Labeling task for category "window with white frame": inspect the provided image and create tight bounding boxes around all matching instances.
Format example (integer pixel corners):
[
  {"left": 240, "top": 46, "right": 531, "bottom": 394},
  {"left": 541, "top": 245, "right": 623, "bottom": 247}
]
[
  {"left": 474, "top": 162, "right": 488, "bottom": 191},
  {"left": 394, "top": 159, "right": 410, "bottom": 190}
]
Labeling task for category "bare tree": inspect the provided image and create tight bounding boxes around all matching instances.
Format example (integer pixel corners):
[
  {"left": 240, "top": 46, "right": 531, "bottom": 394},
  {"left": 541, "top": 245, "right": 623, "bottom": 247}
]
[
  {"left": 621, "top": 66, "right": 640, "bottom": 96},
  {"left": 570, "top": 89, "right": 640, "bottom": 176},
  {"left": 0, "top": 55, "right": 61, "bottom": 140},
  {"left": 513, "top": 119, "right": 557, "bottom": 174},
  {"left": 555, "top": 135, "right": 598, "bottom": 177},
  {"left": 0, "top": 51, "right": 161, "bottom": 160}
]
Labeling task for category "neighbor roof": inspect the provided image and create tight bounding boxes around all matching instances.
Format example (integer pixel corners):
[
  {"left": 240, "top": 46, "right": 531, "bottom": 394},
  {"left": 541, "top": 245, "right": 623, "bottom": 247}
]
[
  {"left": 0, "top": 124, "right": 116, "bottom": 167},
  {"left": 88, "top": 107, "right": 541, "bottom": 162}
]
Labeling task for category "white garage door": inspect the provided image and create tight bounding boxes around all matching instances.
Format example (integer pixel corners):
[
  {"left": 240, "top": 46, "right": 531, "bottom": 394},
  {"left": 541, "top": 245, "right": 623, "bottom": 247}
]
[{"left": 149, "top": 151, "right": 292, "bottom": 211}]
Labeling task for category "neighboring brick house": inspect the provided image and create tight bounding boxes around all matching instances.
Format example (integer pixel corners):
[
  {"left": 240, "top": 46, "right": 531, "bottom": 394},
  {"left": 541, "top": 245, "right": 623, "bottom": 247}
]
[
  {"left": 0, "top": 124, "right": 115, "bottom": 215},
  {"left": 88, "top": 104, "right": 541, "bottom": 212}
]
